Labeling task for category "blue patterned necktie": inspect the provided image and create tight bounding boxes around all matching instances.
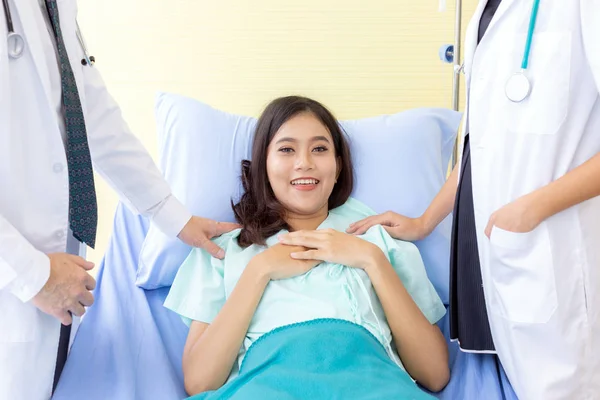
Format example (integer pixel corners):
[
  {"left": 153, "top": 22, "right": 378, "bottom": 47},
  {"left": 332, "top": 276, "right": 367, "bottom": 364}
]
[{"left": 45, "top": 0, "right": 97, "bottom": 248}]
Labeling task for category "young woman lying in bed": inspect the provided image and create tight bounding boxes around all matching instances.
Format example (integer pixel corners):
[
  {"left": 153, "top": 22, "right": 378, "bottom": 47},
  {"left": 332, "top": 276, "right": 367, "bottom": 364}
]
[{"left": 164, "top": 96, "right": 450, "bottom": 399}]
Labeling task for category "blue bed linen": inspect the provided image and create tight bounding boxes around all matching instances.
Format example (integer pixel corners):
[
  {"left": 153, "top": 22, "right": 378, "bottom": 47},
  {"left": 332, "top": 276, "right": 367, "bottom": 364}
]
[
  {"left": 189, "top": 318, "right": 435, "bottom": 400},
  {"left": 51, "top": 204, "right": 189, "bottom": 400},
  {"left": 52, "top": 203, "right": 517, "bottom": 400}
]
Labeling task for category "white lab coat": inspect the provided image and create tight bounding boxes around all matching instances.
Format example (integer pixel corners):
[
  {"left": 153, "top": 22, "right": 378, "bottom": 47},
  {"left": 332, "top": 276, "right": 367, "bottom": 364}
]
[
  {"left": 0, "top": 1, "right": 191, "bottom": 399},
  {"left": 461, "top": 1, "right": 599, "bottom": 399}
]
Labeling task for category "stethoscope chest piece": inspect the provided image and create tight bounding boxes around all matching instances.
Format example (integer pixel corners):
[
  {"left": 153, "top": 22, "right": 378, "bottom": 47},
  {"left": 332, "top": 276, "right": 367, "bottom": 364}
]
[
  {"left": 505, "top": 71, "right": 531, "bottom": 103},
  {"left": 4, "top": 0, "right": 25, "bottom": 59},
  {"left": 504, "top": 0, "right": 540, "bottom": 103},
  {"left": 7, "top": 31, "right": 24, "bottom": 58}
]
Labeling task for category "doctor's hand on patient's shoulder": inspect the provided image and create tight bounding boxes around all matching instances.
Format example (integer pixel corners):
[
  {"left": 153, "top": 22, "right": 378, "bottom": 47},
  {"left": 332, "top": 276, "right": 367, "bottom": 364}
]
[
  {"left": 178, "top": 216, "right": 241, "bottom": 259},
  {"left": 248, "top": 243, "right": 321, "bottom": 281},
  {"left": 278, "top": 229, "right": 384, "bottom": 272},
  {"left": 32, "top": 253, "right": 96, "bottom": 326},
  {"left": 484, "top": 195, "right": 543, "bottom": 238},
  {"left": 346, "top": 211, "right": 431, "bottom": 241}
]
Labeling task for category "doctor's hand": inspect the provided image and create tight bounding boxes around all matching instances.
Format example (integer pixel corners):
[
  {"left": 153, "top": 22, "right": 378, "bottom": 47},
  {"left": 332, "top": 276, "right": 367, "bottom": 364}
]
[
  {"left": 346, "top": 211, "right": 430, "bottom": 241},
  {"left": 178, "top": 216, "right": 241, "bottom": 259},
  {"left": 31, "top": 253, "right": 96, "bottom": 326},
  {"left": 484, "top": 195, "right": 543, "bottom": 238}
]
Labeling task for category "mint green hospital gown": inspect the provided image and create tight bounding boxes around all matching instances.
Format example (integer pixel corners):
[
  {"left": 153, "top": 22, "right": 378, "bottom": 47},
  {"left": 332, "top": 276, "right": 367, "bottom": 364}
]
[{"left": 164, "top": 197, "right": 446, "bottom": 382}]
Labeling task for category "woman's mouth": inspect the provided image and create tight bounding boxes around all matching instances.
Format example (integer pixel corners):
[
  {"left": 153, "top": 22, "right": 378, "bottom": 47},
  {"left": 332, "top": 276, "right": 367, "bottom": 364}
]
[{"left": 291, "top": 178, "right": 320, "bottom": 191}]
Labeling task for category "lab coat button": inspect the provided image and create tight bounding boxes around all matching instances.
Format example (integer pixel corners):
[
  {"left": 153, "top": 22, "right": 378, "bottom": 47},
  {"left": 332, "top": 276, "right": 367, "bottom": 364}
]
[
  {"left": 53, "top": 163, "right": 64, "bottom": 173},
  {"left": 56, "top": 231, "right": 65, "bottom": 239}
]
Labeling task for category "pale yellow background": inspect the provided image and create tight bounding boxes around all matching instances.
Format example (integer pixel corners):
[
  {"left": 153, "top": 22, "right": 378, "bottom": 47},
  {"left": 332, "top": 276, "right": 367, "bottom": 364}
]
[{"left": 77, "top": 0, "right": 479, "bottom": 267}]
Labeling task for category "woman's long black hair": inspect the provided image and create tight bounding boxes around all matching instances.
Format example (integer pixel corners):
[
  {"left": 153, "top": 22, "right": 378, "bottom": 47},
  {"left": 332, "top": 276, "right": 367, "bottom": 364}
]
[{"left": 232, "top": 96, "right": 354, "bottom": 248}]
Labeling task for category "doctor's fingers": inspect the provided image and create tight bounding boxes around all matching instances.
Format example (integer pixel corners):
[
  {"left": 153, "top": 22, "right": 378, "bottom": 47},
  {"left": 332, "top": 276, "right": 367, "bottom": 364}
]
[
  {"left": 201, "top": 239, "right": 226, "bottom": 260},
  {"left": 69, "top": 254, "right": 95, "bottom": 271},
  {"left": 347, "top": 214, "right": 391, "bottom": 235},
  {"left": 68, "top": 302, "right": 87, "bottom": 318},
  {"left": 484, "top": 214, "right": 496, "bottom": 239},
  {"left": 212, "top": 221, "right": 242, "bottom": 236},
  {"left": 382, "top": 225, "right": 403, "bottom": 238},
  {"left": 78, "top": 290, "right": 94, "bottom": 307},
  {"left": 82, "top": 273, "right": 96, "bottom": 291},
  {"left": 56, "top": 310, "right": 73, "bottom": 326}
]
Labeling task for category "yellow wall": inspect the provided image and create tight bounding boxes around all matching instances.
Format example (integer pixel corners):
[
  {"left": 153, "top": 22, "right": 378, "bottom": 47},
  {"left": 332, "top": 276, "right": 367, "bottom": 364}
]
[{"left": 77, "top": 0, "right": 479, "bottom": 266}]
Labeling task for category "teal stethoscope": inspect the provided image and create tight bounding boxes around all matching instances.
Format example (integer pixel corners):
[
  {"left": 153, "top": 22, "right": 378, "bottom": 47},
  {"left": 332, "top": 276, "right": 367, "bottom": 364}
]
[
  {"left": 2, "top": 0, "right": 95, "bottom": 66},
  {"left": 504, "top": 0, "right": 541, "bottom": 103}
]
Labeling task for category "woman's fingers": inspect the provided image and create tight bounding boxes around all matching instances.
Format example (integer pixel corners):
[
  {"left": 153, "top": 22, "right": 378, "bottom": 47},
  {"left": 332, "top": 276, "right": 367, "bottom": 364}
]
[
  {"left": 290, "top": 249, "right": 321, "bottom": 260},
  {"left": 278, "top": 231, "right": 326, "bottom": 248}
]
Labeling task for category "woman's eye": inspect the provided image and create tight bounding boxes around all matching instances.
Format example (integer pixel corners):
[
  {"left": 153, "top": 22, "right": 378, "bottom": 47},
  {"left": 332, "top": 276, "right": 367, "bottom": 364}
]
[
  {"left": 279, "top": 147, "right": 294, "bottom": 153},
  {"left": 313, "top": 146, "right": 328, "bottom": 152}
]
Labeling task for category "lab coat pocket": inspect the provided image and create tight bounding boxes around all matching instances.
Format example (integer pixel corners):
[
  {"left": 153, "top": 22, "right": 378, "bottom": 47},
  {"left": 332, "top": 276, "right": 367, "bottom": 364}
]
[
  {"left": 504, "top": 32, "right": 572, "bottom": 136},
  {"left": 489, "top": 223, "right": 557, "bottom": 324}
]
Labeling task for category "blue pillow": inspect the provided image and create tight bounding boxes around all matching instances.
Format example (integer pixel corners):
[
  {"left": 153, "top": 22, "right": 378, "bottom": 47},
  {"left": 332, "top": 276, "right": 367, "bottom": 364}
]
[{"left": 137, "top": 92, "right": 461, "bottom": 304}]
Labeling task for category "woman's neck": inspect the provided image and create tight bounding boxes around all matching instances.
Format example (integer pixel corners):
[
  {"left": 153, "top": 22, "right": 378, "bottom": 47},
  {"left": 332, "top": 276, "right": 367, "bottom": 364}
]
[{"left": 285, "top": 208, "right": 329, "bottom": 232}]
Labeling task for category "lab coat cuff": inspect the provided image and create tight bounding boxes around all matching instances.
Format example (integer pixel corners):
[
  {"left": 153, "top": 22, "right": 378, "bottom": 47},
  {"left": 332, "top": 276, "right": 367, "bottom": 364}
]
[
  {"left": 151, "top": 195, "right": 193, "bottom": 238},
  {"left": 6, "top": 251, "right": 51, "bottom": 303}
]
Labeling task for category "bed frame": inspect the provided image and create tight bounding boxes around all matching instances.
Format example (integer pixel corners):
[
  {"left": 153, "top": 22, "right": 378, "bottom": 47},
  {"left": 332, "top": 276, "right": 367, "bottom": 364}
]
[{"left": 439, "top": 0, "right": 463, "bottom": 167}]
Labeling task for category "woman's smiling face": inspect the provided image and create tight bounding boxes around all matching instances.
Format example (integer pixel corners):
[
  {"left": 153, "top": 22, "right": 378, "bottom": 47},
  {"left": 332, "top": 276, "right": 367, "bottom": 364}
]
[{"left": 266, "top": 112, "right": 340, "bottom": 220}]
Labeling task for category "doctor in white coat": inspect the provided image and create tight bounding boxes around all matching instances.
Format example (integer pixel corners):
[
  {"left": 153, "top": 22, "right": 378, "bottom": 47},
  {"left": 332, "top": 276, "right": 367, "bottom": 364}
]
[
  {"left": 0, "top": 1, "right": 239, "bottom": 399},
  {"left": 349, "top": 1, "right": 600, "bottom": 399}
]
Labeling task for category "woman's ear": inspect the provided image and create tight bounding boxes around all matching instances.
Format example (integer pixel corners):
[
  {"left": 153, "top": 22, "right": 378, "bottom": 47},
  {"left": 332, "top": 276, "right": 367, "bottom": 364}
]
[{"left": 335, "top": 157, "right": 342, "bottom": 183}]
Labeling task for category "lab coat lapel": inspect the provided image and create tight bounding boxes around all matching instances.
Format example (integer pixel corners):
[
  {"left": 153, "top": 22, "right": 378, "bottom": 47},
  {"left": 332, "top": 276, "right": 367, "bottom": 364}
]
[
  {"left": 464, "top": 0, "right": 518, "bottom": 71},
  {"left": 460, "top": 0, "right": 518, "bottom": 145},
  {"left": 477, "top": 0, "right": 518, "bottom": 46},
  {"left": 458, "top": 0, "right": 486, "bottom": 152},
  {"left": 13, "top": 0, "right": 55, "bottom": 111},
  {"left": 463, "top": 1, "right": 486, "bottom": 78}
]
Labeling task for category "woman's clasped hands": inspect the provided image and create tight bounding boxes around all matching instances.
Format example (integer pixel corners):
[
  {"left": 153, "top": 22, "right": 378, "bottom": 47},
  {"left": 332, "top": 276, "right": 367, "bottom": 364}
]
[
  {"left": 277, "top": 228, "right": 384, "bottom": 272},
  {"left": 250, "top": 229, "right": 385, "bottom": 282}
]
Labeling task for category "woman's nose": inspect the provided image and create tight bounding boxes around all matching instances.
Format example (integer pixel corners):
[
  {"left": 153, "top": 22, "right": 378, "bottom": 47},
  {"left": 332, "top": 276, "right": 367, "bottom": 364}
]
[{"left": 295, "top": 151, "right": 314, "bottom": 170}]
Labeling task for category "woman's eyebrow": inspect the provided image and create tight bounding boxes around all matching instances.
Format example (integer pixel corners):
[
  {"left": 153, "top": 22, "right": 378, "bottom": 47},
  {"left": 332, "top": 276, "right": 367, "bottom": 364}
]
[{"left": 275, "top": 135, "right": 331, "bottom": 144}]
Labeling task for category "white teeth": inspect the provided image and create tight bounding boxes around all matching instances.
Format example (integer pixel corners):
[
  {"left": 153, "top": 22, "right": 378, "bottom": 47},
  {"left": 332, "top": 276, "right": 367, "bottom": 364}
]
[{"left": 291, "top": 179, "right": 319, "bottom": 185}]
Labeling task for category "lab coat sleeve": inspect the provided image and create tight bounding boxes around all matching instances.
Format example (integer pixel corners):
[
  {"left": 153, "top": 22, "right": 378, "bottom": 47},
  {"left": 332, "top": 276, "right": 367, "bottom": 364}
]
[
  {"left": 581, "top": 0, "right": 600, "bottom": 93},
  {"left": 81, "top": 66, "right": 192, "bottom": 238},
  {"left": 0, "top": 214, "right": 51, "bottom": 302}
]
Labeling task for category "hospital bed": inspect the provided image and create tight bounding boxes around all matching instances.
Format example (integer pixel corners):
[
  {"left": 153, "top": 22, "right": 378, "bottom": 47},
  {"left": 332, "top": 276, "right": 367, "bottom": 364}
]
[
  {"left": 51, "top": 4, "right": 516, "bottom": 398},
  {"left": 51, "top": 89, "right": 518, "bottom": 399}
]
